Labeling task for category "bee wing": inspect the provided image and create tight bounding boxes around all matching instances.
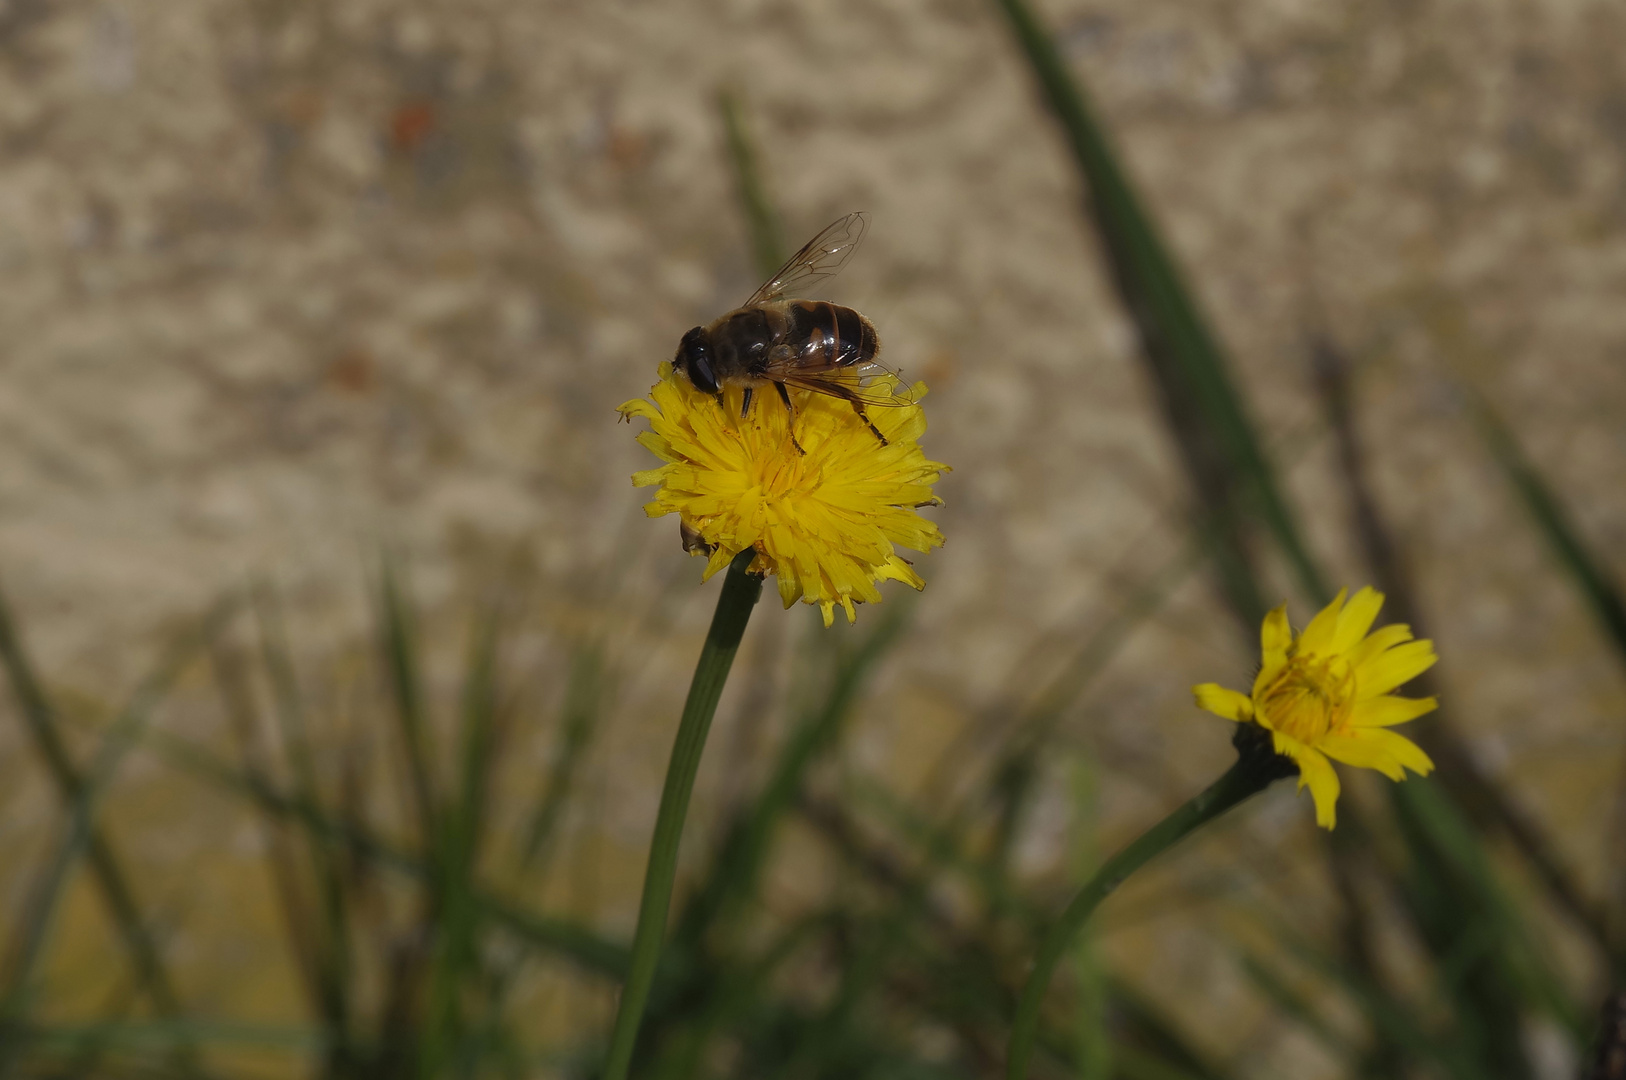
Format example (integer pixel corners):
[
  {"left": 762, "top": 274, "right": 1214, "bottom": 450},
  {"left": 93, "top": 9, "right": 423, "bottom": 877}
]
[
  {"left": 777, "top": 358, "right": 921, "bottom": 408},
  {"left": 744, "top": 212, "right": 868, "bottom": 307}
]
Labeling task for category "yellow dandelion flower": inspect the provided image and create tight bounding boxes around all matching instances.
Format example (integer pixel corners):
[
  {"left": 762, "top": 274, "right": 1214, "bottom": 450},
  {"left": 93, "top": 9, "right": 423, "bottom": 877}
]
[
  {"left": 618, "top": 363, "right": 947, "bottom": 627},
  {"left": 1193, "top": 587, "right": 1438, "bottom": 829}
]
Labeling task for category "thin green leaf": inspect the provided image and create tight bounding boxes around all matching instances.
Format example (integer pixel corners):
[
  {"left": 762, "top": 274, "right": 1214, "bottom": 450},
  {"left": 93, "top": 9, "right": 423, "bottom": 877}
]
[
  {"left": 0, "top": 599, "right": 232, "bottom": 1077},
  {"left": 1459, "top": 382, "right": 1626, "bottom": 669},
  {"left": 717, "top": 87, "right": 788, "bottom": 279},
  {"left": 991, "top": 0, "right": 1329, "bottom": 616},
  {"left": 518, "top": 641, "right": 605, "bottom": 872},
  {"left": 378, "top": 557, "right": 441, "bottom": 851},
  {"left": 0, "top": 579, "right": 207, "bottom": 1026}
]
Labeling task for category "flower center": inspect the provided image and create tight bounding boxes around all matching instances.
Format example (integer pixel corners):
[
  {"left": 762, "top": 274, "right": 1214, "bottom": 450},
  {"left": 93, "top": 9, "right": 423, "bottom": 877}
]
[
  {"left": 754, "top": 451, "right": 805, "bottom": 498},
  {"left": 1257, "top": 655, "right": 1355, "bottom": 743}
]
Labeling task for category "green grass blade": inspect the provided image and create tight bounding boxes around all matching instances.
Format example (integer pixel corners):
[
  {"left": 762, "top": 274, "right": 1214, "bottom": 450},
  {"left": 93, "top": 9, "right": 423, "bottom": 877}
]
[
  {"left": 986, "top": 10, "right": 1568, "bottom": 1064},
  {"left": 1277, "top": 917, "right": 1484, "bottom": 1080},
  {"left": 0, "top": 580, "right": 195, "bottom": 1024},
  {"left": 1461, "top": 382, "right": 1626, "bottom": 666},
  {"left": 801, "top": 788, "right": 1237, "bottom": 1080},
  {"left": 1396, "top": 780, "right": 1586, "bottom": 1038},
  {"left": 245, "top": 592, "right": 360, "bottom": 1064},
  {"left": 1313, "top": 338, "right": 1613, "bottom": 960},
  {"left": 424, "top": 602, "right": 507, "bottom": 1076},
  {"left": 1007, "top": 740, "right": 1294, "bottom": 1080},
  {"left": 717, "top": 87, "right": 787, "bottom": 279},
  {"left": 518, "top": 642, "right": 605, "bottom": 872},
  {"left": 627, "top": 600, "right": 910, "bottom": 1080},
  {"left": 990, "top": 0, "right": 1329, "bottom": 614},
  {"left": 0, "top": 600, "right": 231, "bottom": 1076},
  {"left": 377, "top": 558, "right": 441, "bottom": 852},
  {"left": 654, "top": 598, "right": 913, "bottom": 1072},
  {"left": 1238, "top": 952, "right": 1358, "bottom": 1065},
  {"left": 115, "top": 718, "right": 629, "bottom": 981},
  {"left": 1069, "top": 757, "right": 1110, "bottom": 1080}
]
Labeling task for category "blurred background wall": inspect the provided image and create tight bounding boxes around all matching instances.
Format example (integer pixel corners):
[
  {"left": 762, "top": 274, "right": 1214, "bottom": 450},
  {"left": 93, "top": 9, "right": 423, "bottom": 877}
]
[{"left": 0, "top": 0, "right": 1624, "bottom": 1077}]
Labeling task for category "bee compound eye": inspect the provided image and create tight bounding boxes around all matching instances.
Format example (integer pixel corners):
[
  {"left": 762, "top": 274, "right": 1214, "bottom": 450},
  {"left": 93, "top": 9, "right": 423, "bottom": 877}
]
[
  {"left": 689, "top": 354, "right": 719, "bottom": 394},
  {"left": 678, "top": 329, "right": 719, "bottom": 394}
]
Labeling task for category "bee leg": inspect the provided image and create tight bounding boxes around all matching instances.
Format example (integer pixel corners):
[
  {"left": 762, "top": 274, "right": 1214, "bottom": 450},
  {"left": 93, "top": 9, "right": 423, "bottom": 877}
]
[
  {"left": 845, "top": 398, "right": 888, "bottom": 446},
  {"left": 816, "top": 380, "right": 889, "bottom": 445},
  {"left": 740, "top": 385, "right": 754, "bottom": 420},
  {"left": 713, "top": 390, "right": 726, "bottom": 414},
  {"left": 852, "top": 403, "right": 891, "bottom": 445},
  {"left": 774, "top": 381, "right": 806, "bottom": 455}
]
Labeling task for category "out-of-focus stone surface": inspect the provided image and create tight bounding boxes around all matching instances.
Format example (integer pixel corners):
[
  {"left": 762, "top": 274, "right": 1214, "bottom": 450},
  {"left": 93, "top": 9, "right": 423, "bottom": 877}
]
[{"left": 0, "top": 0, "right": 1623, "bottom": 1074}]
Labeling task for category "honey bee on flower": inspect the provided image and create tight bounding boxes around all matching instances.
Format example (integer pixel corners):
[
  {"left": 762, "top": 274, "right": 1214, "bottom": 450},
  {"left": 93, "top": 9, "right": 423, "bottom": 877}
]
[{"left": 619, "top": 215, "right": 947, "bottom": 627}]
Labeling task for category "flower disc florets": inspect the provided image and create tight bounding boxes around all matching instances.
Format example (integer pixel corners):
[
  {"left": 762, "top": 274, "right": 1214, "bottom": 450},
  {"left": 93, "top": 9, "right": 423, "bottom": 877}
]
[
  {"left": 618, "top": 363, "right": 947, "bottom": 627},
  {"left": 1193, "top": 587, "right": 1438, "bottom": 829}
]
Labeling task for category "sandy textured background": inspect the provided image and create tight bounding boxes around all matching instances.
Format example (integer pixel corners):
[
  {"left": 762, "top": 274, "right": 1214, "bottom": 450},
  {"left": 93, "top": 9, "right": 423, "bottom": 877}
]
[{"left": 1, "top": 0, "right": 1624, "bottom": 1074}]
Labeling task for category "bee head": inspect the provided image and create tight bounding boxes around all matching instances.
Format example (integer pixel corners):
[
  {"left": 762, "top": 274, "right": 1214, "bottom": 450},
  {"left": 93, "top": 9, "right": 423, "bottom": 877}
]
[{"left": 675, "top": 327, "right": 719, "bottom": 394}]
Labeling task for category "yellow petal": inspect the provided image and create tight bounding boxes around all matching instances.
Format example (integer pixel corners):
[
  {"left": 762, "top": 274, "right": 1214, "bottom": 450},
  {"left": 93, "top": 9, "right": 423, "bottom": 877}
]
[
  {"left": 1330, "top": 728, "right": 1434, "bottom": 777},
  {"left": 1355, "top": 639, "right": 1437, "bottom": 699},
  {"left": 1330, "top": 587, "right": 1384, "bottom": 656},
  {"left": 1296, "top": 588, "right": 1348, "bottom": 657},
  {"left": 1350, "top": 694, "right": 1438, "bottom": 728},
  {"left": 1317, "top": 732, "right": 1406, "bottom": 781},
  {"left": 1193, "top": 683, "right": 1253, "bottom": 722},
  {"left": 1346, "top": 623, "right": 1413, "bottom": 669},
  {"left": 1255, "top": 604, "right": 1292, "bottom": 695},
  {"left": 1292, "top": 746, "right": 1341, "bottom": 829},
  {"left": 632, "top": 467, "right": 669, "bottom": 488}
]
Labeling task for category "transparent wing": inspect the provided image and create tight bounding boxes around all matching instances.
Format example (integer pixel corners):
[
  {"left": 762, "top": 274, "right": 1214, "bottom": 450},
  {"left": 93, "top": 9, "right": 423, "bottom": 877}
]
[
  {"left": 779, "top": 362, "right": 920, "bottom": 409},
  {"left": 745, "top": 212, "right": 868, "bottom": 307}
]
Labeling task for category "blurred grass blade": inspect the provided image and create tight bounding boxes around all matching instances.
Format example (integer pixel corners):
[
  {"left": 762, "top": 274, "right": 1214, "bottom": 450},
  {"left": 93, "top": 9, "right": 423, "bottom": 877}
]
[
  {"left": 718, "top": 87, "right": 787, "bottom": 279},
  {"left": 0, "top": 579, "right": 194, "bottom": 1023},
  {"left": 378, "top": 558, "right": 441, "bottom": 850},
  {"left": 991, "top": 0, "right": 1329, "bottom": 615},
  {"left": 1584, "top": 992, "right": 1626, "bottom": 1079},
  {"left": 124, "top": 719, "right": 630, "bottom": 980},
  {"left": 988, "top": 9, "right": 1564, "bottom": 1069},
  {"left": 519, "top": 641, "right": 605, "bottom": 871},
  {"left": 1239, "top": 952, "right": 1358, "bottom": 1066},
  {"left": 1278, "top": 925, "right": 1481, "bottom": 1080},
  {"left": 642, "top": 604, "right": 912, "bottom": 1076},
  {"left": 672, "top": 601, "right": 911, "bottom": 954},
  {"left": 1396, "top": 780, "right": 1586, "bottom": 1039},
  {"left": 1383, "top": 783, "right": 1538, "bottom": 1079},
  {"left": 243, "top": 594, "right": 360, "bottom": 1070},
  {"left": 0, "top": 599, "right": 231, "bottom": 1072},
  {"left": 1006, "top": 742, "right": 1293, "bottom": 1079},
  {"left": 424, "top": 602, "right": 507, "bottom": 1075},
  {"left": 802, "top": 787, "right": 1236, "bottom": 1080},
  {"left": 973, "top": 539, "right": 1200, "bottom": 874},
  {"left": 1069, "top": 757, "right": 1110, "bottom": 1080},
  {"left": 1460, "top": 382, "right": 1626, "bottom": 666},
  {"left": 1314, "top": 337, "right": 1614, "bottom": 959}
]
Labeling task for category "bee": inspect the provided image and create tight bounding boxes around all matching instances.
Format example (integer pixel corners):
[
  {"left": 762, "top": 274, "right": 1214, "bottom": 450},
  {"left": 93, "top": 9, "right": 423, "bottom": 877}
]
[{"left": 673, "top": 212, "right": 913, "bottom": 449}]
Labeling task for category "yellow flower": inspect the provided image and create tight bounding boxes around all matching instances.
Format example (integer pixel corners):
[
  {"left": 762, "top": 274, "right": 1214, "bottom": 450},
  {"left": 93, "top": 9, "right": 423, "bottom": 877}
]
[
  {"left": 1193, "top": 587, "right": 1437, "bottom": 829},
  {"left": 618, "top": 363, "right": 947, "bottom": 627}
]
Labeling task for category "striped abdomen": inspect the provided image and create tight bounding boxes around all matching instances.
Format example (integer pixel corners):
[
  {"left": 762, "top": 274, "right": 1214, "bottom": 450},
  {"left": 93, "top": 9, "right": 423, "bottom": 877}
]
[{"left": 775, "top": 300, "right": 879, "bottom": 371}]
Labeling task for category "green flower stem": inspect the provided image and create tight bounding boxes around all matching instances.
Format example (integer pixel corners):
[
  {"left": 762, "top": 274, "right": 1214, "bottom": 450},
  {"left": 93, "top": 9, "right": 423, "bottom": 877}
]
[
  {"left": 1007, "top": 730, "right": 1294, "bottom": 1079},
  {"left": 603, "top": 547, "right": 763, "bottom": 1080}
]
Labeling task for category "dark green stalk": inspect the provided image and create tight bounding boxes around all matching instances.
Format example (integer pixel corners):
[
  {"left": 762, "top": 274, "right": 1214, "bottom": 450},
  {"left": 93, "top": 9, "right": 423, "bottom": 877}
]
[
  {"left": 601, "top": 548, "right": 762, "bottom": 1080},
  {"left": 1006, "top": 728, "right": 1294, "bottom": 1080}
]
